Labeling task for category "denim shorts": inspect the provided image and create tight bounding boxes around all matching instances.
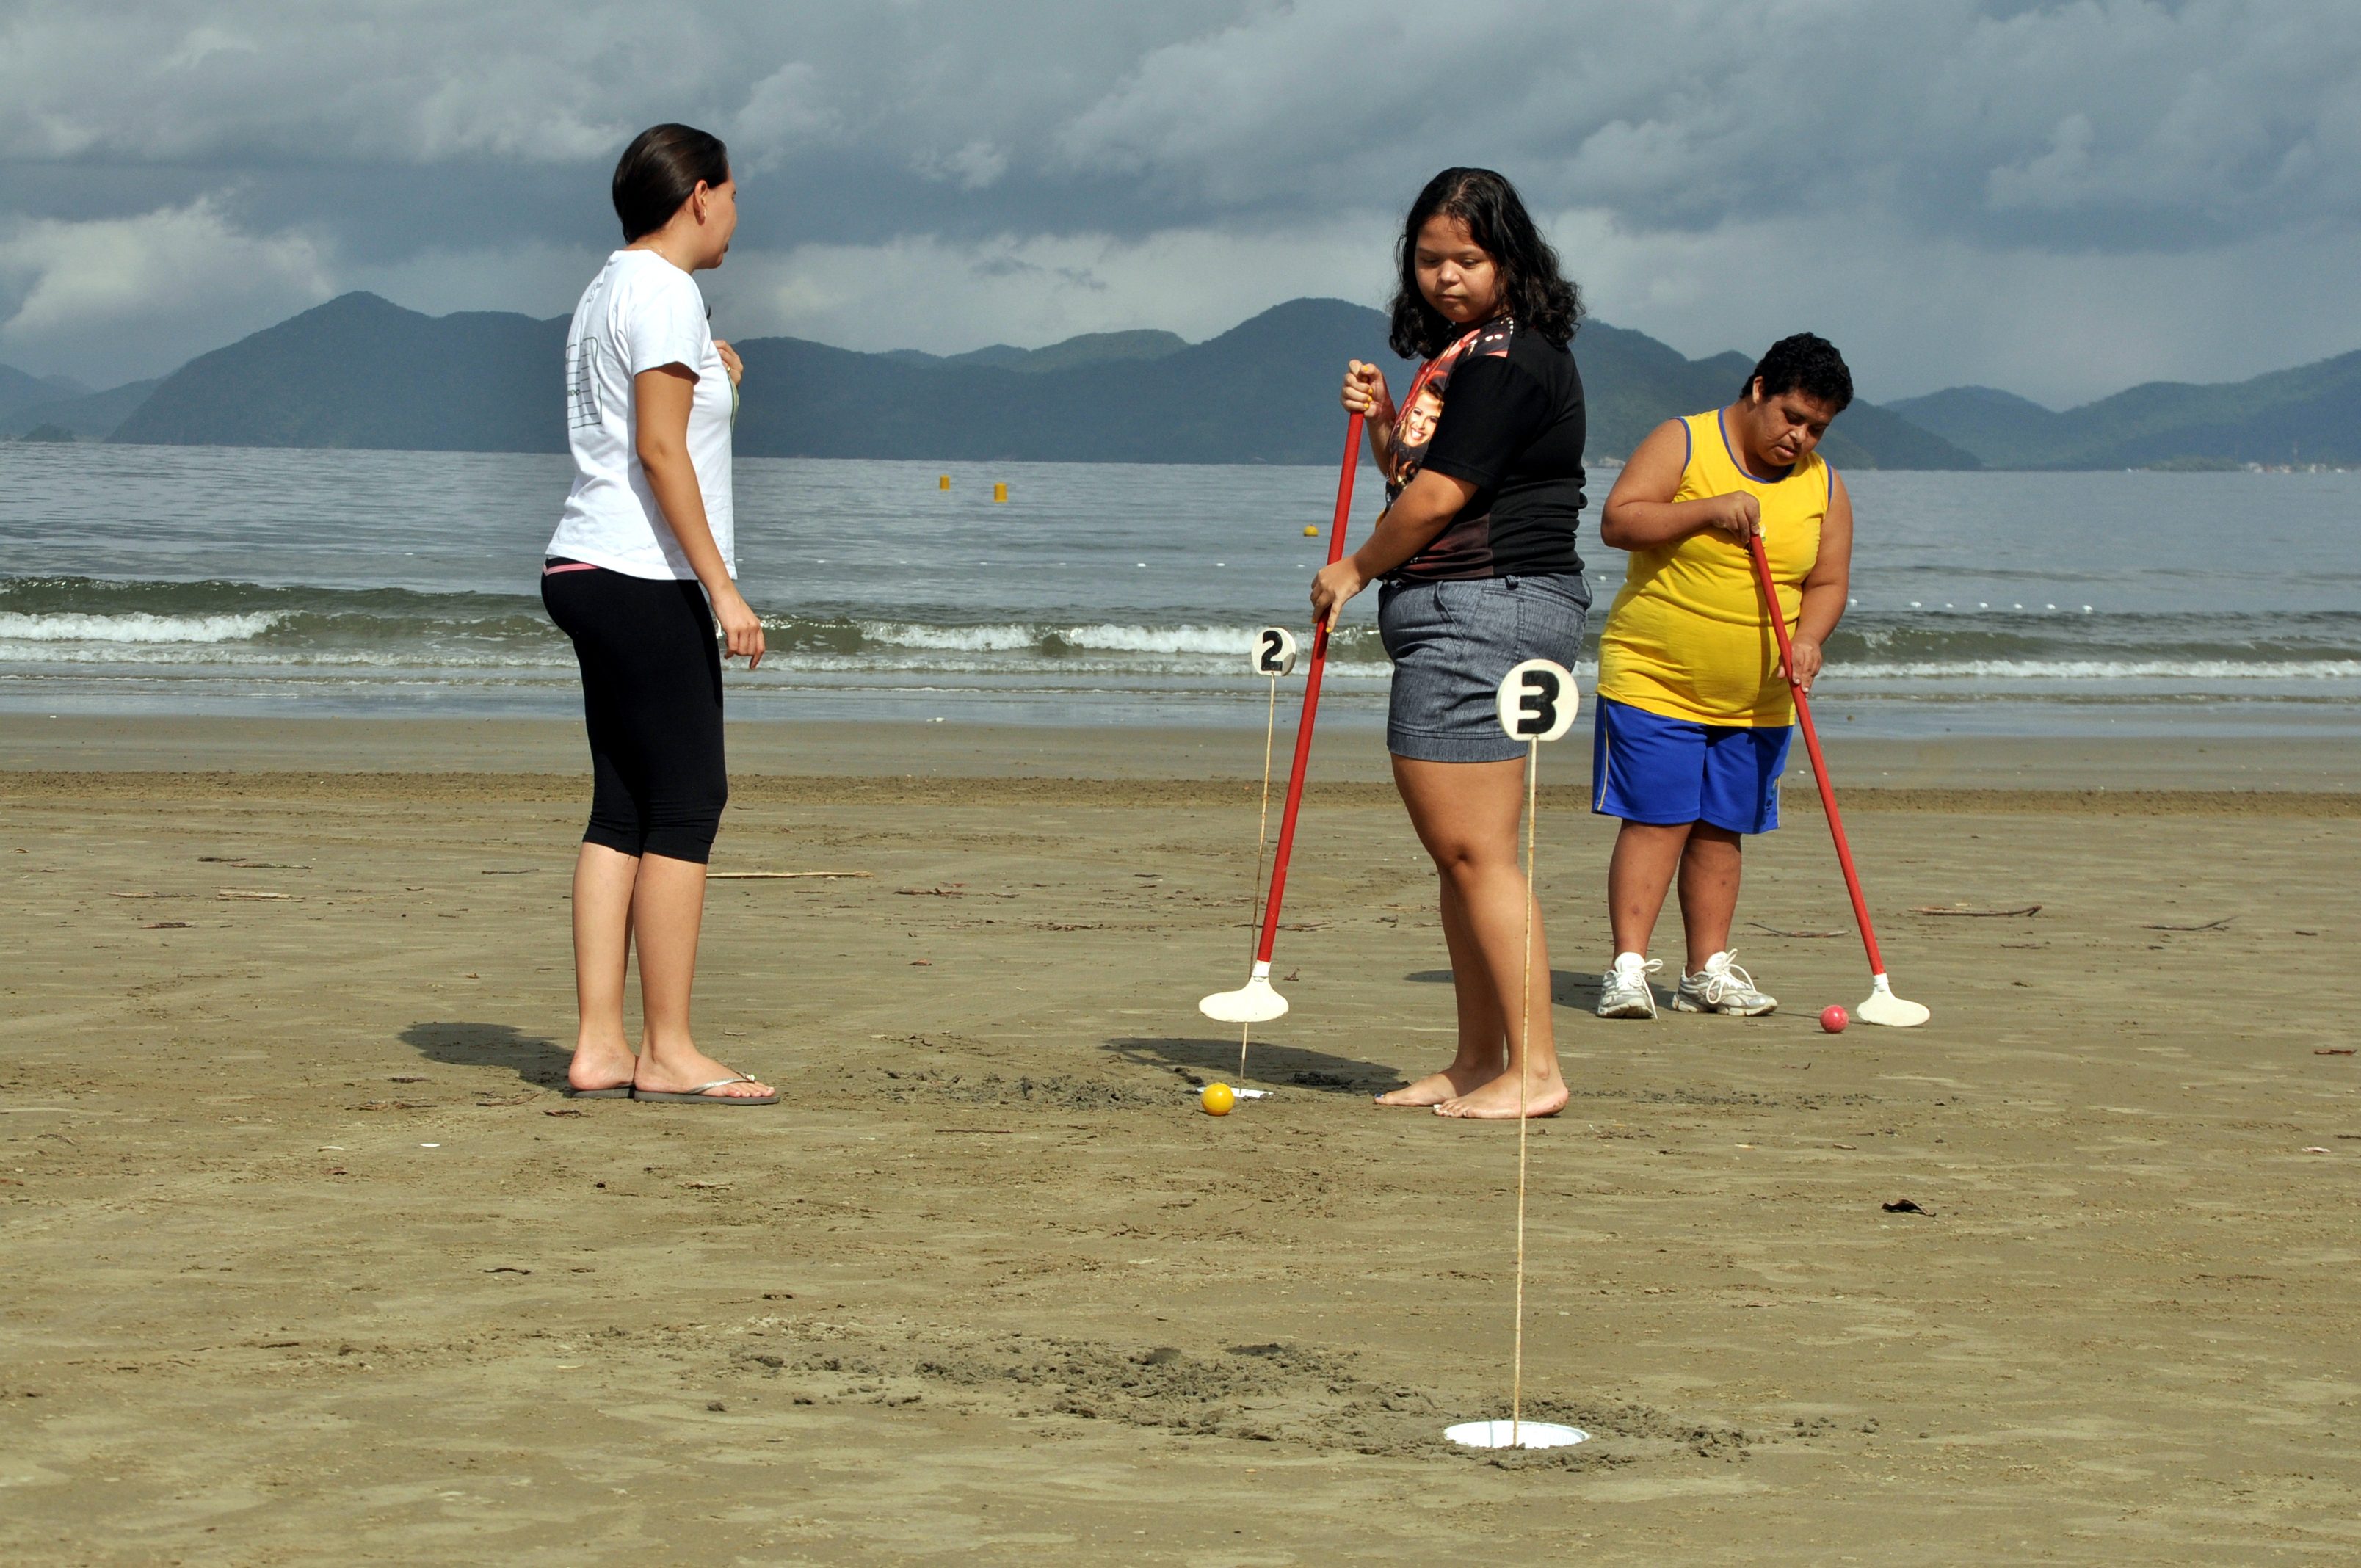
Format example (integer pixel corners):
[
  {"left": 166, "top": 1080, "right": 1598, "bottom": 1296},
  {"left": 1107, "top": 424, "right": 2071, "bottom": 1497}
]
[{"left": 1377, "top": 573, "right": 1590, "bottom": 763}]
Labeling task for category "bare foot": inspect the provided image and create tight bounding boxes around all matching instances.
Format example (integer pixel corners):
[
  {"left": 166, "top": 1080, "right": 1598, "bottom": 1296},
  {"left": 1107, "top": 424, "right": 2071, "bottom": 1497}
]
[
  {"left": 1374, "top": 1060, "right": 1501, "bottom": 1108},
  {"left": 568, "top": 1039, "right": 637, "bottom": 1094},
  {"left": 1433, "top": 1072, "right": 1569, "bottom": 1120},
  {"left": 633, "top": 1046, "right": 774, "bottom": 1100}
]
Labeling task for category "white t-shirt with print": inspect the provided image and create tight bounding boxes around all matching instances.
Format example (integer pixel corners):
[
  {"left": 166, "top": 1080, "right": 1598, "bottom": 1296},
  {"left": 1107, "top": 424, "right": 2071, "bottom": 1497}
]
[{"left": 548, "top": 250, "right": 735, "bottom": 581}]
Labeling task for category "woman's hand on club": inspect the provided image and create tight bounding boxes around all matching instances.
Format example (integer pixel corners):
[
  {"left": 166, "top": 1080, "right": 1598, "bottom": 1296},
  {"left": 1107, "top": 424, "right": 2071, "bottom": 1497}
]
[
  {"left": 713, "top": 587, "right": 765, "bottom": 669},
  {"left": 1782, "top": 634, "right": 1823, "bottom": 692},
  {"left": 1341, "top": 360, "right": 1393, "bottom": 421},
  {"left": 1310, "top": 558, "right": 1368, "bottom": 629},
  {"left": 715, "top": 339, "right": 744, "bottom": 389},
  {"left": 1703, "top": 491, "right": 1761, "bottom": 542}
]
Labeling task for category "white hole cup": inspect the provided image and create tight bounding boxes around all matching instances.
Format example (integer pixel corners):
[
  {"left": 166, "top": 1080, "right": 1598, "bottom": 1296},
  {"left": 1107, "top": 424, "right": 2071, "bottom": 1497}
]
[
  {"left": 1252, "top": 625, "right": 1299, "bottom": 678},
  {"left": 1446, "top": 1420, "right": 1589, "bottom": 1451},
  {"left": 1496, "top": 658, "right": 1579, "bottom": 743}
]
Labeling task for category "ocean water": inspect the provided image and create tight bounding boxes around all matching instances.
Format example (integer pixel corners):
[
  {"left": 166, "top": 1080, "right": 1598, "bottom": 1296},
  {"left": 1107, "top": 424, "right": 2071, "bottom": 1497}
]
[{"left": 1, "top": 443, "right": 2357, "bottom": 736}]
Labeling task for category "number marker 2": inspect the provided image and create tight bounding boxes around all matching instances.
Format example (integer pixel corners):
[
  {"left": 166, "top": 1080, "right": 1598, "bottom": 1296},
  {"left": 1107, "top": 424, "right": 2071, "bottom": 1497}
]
[{"left": 1252, "top": 626, "right": 1299, "bottom": 678}]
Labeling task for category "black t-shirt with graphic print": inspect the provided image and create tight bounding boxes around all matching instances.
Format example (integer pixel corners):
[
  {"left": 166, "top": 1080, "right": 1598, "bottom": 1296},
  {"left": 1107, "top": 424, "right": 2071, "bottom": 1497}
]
[{"left": 1384, "top": 316, "right": 1588, "bottom": 584}]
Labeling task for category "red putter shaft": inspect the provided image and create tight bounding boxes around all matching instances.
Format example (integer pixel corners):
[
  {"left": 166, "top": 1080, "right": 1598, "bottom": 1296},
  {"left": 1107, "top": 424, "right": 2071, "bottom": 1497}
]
[
  {"left": 1745, "top": 533, "right": 1888, "bottom": 979},
  {"left": 1250, "top": 411, "right": 1364, "bottom": 966}
]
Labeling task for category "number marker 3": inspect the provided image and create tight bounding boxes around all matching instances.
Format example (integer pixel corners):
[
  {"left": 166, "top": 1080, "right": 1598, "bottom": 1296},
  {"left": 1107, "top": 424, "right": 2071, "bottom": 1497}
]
[
  {"left": 1496, "top": 658, "right": 1578, "bottom": 742},
  {"left": 1252, "top": 626, "right": 1299, "bottom": 678}
]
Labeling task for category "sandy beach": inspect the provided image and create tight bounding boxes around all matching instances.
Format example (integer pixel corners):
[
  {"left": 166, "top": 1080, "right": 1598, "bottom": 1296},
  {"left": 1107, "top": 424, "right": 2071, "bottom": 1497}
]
[{"left": 4, "top": 716, "right": 2357, "bottom": 1564}]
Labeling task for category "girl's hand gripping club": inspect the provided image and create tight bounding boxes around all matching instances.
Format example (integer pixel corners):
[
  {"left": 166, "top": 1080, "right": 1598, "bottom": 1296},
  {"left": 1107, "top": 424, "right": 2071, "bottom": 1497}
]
[
  {"left": 1745, "top": 533, "right": 1929, "bottom": 1028},
  {"left": 1200, "top": 412, "right": 1365, "bottom": 1025}
]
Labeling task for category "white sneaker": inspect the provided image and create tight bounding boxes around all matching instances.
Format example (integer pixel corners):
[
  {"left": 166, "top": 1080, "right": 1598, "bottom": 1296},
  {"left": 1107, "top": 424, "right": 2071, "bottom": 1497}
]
[
  {"left": 1673, "top": 950, "right": 1778, "bottom": 1016},
  {"left": 1596, "top": 953, "right": 1663, "bottom": 1019}
]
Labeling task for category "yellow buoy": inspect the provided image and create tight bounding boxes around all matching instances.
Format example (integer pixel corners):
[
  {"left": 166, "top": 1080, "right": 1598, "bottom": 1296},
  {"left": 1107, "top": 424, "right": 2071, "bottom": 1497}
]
[
  {"left": 938, "top": 474, "right": 950, "bottom": 490},
  {"left": 1302, "top": 525, "right": 1319, "bottom": 537},
  {"left": 1200, "top": 1082, "right": 1236, "bottom": 1116},
  {"left": 993, "top": 482, "right": 1009, "bottom": 504}
]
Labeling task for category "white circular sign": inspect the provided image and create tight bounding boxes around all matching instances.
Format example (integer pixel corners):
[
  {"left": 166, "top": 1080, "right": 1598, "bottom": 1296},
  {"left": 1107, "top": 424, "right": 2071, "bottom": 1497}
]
[
  {"left": 1496, "top": 658, "right": 1578, "bottom": 742},
  {"left": 1252, "top": 625, "right": 1299, "bottom": 678}
]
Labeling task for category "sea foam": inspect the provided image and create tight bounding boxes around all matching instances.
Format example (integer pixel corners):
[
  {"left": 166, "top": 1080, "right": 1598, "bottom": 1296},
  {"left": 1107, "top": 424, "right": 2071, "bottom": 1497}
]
[{"left": 0, "top": 611, "right": 282, "bottom": 644}]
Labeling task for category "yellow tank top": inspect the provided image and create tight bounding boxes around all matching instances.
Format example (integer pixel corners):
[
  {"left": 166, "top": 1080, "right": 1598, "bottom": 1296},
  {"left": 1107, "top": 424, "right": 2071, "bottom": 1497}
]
[{"left": 1596, "top": 410, "right": 1828, "bottom": 726}]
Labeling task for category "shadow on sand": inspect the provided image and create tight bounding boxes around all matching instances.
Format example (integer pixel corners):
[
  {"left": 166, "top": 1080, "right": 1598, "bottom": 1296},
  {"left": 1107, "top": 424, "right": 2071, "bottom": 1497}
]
[
  {"left": 1110, "top": 968, "right": 1610, "bottom": 1095},
  {"left": 1404, "top": 968, "right": 1606, "bottom": 1011},
  {"left": 399, "top": 1021, "right": 568, "bottom": 1089},
  {"left": 1104, "top": 1035, "right": 1399, "bottom": 1096}
]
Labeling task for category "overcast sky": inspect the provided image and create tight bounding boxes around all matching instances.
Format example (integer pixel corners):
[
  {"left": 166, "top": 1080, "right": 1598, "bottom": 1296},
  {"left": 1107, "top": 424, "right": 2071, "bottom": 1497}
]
[{"left": 3, "top": 0, "right": 2357, "bottom": 407}]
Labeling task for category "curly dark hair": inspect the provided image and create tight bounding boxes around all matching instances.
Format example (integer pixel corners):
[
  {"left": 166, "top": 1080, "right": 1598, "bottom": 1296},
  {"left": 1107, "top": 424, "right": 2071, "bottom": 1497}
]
[
  {"left": 1387, "top": 167, "right": 1581, "bottom": 360},
  {"left": 1745, "top": 333, "right": 1854, "bottom": 413}
]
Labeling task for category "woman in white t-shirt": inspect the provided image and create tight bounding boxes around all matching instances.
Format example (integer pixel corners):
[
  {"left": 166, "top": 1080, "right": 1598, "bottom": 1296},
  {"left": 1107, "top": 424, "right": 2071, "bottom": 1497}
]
[{"left": 541, "top": 123, "right": 774, "bottom": 1106}]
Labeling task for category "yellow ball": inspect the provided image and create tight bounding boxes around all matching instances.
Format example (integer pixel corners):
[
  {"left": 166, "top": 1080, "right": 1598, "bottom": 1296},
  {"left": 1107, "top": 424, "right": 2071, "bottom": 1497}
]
[
  {"left": 1200, "top": 1082, "right": 1236, "bottom": 1116},
  {"left": 1302, "top": 525, "right": 1320, "bottom": 537}
]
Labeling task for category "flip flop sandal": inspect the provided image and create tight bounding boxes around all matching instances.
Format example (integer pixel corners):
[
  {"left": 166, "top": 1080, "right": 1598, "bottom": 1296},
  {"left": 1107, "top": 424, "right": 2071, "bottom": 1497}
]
[
  {"left": 562, "top": 1084, "right": 633, "bottom": 1099},
  {"left": 631, "top": 1073, "right": 779, "bottom": 1106}
]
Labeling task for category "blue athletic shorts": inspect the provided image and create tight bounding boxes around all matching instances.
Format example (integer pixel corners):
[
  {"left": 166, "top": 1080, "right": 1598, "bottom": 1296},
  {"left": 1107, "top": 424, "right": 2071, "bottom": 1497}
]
[{"left": 1590, "top": 697, "right": 1792, "bottom": 835}]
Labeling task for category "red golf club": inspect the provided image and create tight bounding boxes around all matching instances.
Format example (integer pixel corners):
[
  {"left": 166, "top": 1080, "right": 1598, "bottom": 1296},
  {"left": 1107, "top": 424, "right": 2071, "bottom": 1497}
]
[
  {"left": 1747, "top": 533, "right": 1929, "bottom": 1027},
  {"left": 1200, "top": 411, "right": 1364, "bottom": 1025}
]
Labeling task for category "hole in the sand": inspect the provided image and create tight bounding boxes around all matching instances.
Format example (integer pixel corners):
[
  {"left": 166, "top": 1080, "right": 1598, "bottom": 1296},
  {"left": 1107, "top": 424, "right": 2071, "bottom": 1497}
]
[{"left": 877, "top": 1067, "right": 1168, "bottom": 1110}]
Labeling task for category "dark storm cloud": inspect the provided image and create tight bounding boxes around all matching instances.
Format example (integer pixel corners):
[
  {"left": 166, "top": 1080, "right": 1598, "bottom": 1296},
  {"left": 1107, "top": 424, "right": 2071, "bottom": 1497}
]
[{"left": 3, "top": 1, "right": 2357, "bottom": 400}]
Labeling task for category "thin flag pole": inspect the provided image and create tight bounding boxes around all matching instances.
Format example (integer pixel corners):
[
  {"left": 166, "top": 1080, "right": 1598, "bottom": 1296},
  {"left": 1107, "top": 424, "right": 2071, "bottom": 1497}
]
[
  {"left": 1241, "top": 668, "right": 1281, "bottom": 1078},
  {"left": 1511, "top": 730, "right": 1538, "bottom": 1444}
]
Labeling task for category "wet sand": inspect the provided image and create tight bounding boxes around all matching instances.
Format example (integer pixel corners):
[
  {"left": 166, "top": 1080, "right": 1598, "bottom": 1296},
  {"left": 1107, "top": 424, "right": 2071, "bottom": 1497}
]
[{"left": 3, "top": 719, "right": 2357, "bottom": 1564}]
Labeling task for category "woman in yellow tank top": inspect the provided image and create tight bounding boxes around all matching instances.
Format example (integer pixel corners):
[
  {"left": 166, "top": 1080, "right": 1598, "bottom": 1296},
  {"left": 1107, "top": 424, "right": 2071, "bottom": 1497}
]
[{"left": 1588, "top": 335, "right": 1857, "bottom": 1021}]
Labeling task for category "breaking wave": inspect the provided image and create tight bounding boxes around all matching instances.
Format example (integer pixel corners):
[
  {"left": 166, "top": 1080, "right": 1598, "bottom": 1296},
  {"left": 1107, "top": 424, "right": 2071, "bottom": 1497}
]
[{"left": 4, "top": 575, "right": 2359, "bottom": 699}]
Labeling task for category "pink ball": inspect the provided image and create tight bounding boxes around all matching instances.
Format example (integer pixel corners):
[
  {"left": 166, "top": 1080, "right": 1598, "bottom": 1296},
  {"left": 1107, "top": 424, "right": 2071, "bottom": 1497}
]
[{"left": 1819, "top": 1005, "right": 1849, "bottom": 1034}]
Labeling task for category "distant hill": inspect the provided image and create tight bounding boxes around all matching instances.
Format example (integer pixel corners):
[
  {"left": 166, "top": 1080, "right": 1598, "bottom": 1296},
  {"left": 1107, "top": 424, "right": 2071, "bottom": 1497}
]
[
  {"left": 113, "top": 294, "right": 566, "bottom": 451},
  {"left": 730, "top": 298, "right": 1421, "bottom": 464},
  {"left": 883, "top": 329, "right": 1189, "bottom": 374},
  {"left": 1891, "top": 352, "right": 2361, "bottom": 468},
  {"left": 1884, "top": 386, "right": 2061, "bottom": 466},
  {"left": 0, "top": 363, "right": 86, "bottom": 419},
  {"left": 1, "top": 377, "right": 162, "bottom": 440},
  {"left": 1570, "top": 319, "right": 1976, "bottom": 472},
  {"left": 106, "top": 290, "right": 1979, "bottom": 468}
]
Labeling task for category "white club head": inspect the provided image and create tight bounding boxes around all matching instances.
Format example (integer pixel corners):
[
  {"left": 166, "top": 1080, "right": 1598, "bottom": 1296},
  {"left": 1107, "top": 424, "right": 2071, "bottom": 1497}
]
[
  {"left": 1200, "top": 974, "right": 1289, "bottom": 1024},
  {"left": 1857, "top": 972, "right": 1930, "bottom": 1028},
  {"left": 1445, "top": 1420, "right": 1589, "bottom": 1451}
]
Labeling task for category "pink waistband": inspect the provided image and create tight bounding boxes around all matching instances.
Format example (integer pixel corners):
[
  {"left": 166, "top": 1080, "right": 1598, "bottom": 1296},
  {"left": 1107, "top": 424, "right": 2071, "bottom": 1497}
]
[{"left": 543, "top": 562, "right": 599, "bottom": 576}]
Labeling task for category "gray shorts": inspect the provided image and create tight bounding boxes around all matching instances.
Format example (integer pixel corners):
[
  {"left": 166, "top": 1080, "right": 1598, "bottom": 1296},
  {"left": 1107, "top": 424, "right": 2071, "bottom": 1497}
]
[{"left": 1378, "top": 574, "right": 1591, "bottom": 763}]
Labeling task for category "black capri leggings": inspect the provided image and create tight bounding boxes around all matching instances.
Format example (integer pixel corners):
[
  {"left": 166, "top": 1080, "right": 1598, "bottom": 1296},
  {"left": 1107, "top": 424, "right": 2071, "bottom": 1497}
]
[{"left": 541, "top": 561, "right": 729, "bottom": 864}]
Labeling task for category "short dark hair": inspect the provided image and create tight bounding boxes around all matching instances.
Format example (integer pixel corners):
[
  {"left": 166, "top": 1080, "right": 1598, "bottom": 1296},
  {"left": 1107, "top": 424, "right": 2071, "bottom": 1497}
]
[
  {"left": 1747, "top": 333, "right": 1854, "bottom": 413},
  {"left": 1387, "top": 168, "right": 1581, "bottom": 360},
  {"left": 612, "top": 124, "right": 730, "bottom": 243}
]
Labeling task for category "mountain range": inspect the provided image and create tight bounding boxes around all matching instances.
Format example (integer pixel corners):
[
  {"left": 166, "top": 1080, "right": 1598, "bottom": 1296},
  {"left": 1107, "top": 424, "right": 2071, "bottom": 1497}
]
[
  {"left": 5, "top": 291, "right": 2350, "bottom": 469},
  {"left": 1, "top": 377, "right": 164, "bottom": 441},
  {"left": 68, "top": 291, "right": 1975, "bottom": 468},
  {"left": 1888, "top": 352, "right": 2361, "bottom": 468},
  {"left": 0, "top": 363, "right": 101, "bottom": 438}
]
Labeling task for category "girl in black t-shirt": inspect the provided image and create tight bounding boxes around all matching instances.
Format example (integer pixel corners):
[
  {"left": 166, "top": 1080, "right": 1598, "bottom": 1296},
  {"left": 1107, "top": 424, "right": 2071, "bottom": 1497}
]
[{"left": 1310, "top": 167, "right": 1589, "bottom": 1121}]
